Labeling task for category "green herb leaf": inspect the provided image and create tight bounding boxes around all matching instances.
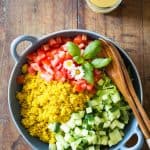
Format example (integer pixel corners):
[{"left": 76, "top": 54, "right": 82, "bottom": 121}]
[
  {"left": 82, "top": 62, "right": 94, "bottom": 84},
  {"left": 66, "top": 42, "right": 81, "bottom": 57},
  {"left": 91, "top": 58, "right": 112, "bottom": 68},
  {"left": 83, "top": 40, "right": 101, "bottom": 59},
  {"left": 83, "top": 62, "right": 94, "bottom": 71},
  {"left": 73, "top": 56, "right": 84, "bottom": 64}
]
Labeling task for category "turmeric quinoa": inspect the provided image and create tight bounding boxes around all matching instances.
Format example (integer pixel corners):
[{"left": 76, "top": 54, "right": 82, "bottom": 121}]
[{"left": 16, "top": 73, "right": 92, "bottom": 143}]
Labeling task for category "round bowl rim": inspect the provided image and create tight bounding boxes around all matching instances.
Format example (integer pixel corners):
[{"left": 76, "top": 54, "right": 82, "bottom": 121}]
[{"left": 8, "top": 29, "right": 143, "bottom": 149}]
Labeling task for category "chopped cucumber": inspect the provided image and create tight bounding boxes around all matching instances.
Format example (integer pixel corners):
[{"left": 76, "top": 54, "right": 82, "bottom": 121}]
[
  {"left": 64, "top": 133, "right": 74, "bottom": 143},
  {"left": 75, "top": 119, "right": 82, "bottom": 126},
  {"left": 101, "top": 136, "right": 108, "bottom": 145},
  {"left": 49, "top": 74, "right": 130, "bottom": 149},
  {"left": 70, "top": 139, "right": 82, "bottom": 150},
  {"left": 86, "top": 146, "right": 95, "bottom": 150},
  {"left": 81, "top": 129, "right": 88, "bottom": 136},
  {"left": 86, "top": 107, "right": 93, "bottom": 114},
  {"left": 48, "top": 123, "right": 60, "bottom": 133},
  {"left": 110, "top": 120, "right": 125, "bottom": 129},
  {"left": 109, "top": 129, "right": 122, "bottom": 146},
  {"left": 49, "top": 144, "right": 56, "bottom": 150},
  {"left": 60, "top": 124, "right": 70, "bottom": 133}
]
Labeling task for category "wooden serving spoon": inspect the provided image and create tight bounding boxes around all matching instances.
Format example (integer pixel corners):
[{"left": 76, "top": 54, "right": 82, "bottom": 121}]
[{"left": 99, "top": 39, "right": 150, "bottom": 147}]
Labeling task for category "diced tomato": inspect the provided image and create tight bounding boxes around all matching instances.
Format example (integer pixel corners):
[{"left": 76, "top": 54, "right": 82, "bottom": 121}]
[
  {"left": 27, "top": 52, "right": 37, "bottom": 61},
  {"left": 94, "top": 69, "right": 102, "bottom": 82},
  {"left": 75, "top": 84, "right": 85, "bottom": 92},
  {"left": 57, "top": 51, "right": 65, "bottom": 59},
  {"left": 16, "top": 75, "right": 25, "bottom": 84},
  {"left": 72, "top": 80, "right": 87, "bottom": 92},
  {"left": 40, "top": 71, "right": 53, "bottom": 82},
  {"left": 49, "top": 38, "right": 57, "bottom": 46},
  {"left": 30, "top": 63, "right": 42, "bottom": 72},
  {"left": 43, "top": 64, "right": 54, "bottom": 75},
  {"left": 37, "top": 49, "right": 45, "bottom": 56},
  {"left": 50, "top": 50, "right": 58, "bottom": 57},
  {"left": 41, "top": 58, "right": 51, "bottom": 65},
  {"left": 27, "top": 66, "right": 36, "bottom": 75},
  {"left": 51, "top": 55, "right": 60, "bottom": 67},
  {"left": 56, "top": 37, "right": 62, "bottom": 44},
  {"left": 49, "top": 38, "right": 60, "bottom": 48},
  {"left": 65, "top": 53, "right": 72, "bottom": 59},
  {"left": 54, "top": 71, "right": 66, "bottom": 82},
  {"left": 43, "top": 44, "right": 50, "bottom": 51},
  {"left": 78, "top": 43, "right": 85, "bottom": 49},
  {"left": 73, "top": 35, "right": 82, "bottom": 44},
  {"left": 62, "top": 37, "right": 71, "bottom": 43},
  {"left": 81, "top": 34, "right": 87, "bottom": 42},
  {"left": 66, "top": 71, "right": 73, "bottom": 80},
  {"left": 94, "top": 69, "right": 102, "bottom": 76},
  {"left": 34, "top": 49, "right": 46, "bottom": 62},
  {"left": 61, "top": 44, "right": 67, "bottom": 51},
  {"left": 86, "top": 84, "right": 94, "bottom": 91},
  {"left": 55, "top": 63, "right": 62, "bottom": 70}
]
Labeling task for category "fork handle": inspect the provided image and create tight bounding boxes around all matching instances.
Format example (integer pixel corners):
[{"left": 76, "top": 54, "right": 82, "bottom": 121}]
[
  {"left": 114, "top": 44, "right": 150, "bottom": 132},
  {"left": 146, "top": 139, "right": 150, "bottom": 149}
]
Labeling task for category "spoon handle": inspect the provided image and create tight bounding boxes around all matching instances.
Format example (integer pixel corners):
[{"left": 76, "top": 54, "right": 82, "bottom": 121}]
[
  {"left": 113, "top": 44, "right": 150, "bottom": 133},
  {"left": 146, "top": 139, "right": 150, "bottom": 149},
  {"left": 105, "top": 42, "right": 150, "bottom": 139}
]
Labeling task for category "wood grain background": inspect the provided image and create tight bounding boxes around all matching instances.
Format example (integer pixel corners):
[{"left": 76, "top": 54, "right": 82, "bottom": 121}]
[{"left": 0, "top": 0, "right": 149, "bottom": 149}]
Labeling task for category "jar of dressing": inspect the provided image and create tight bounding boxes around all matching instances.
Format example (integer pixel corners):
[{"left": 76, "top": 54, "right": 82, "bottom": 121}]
[{"left": 86, "top": 0, "right": 122, "bottom": 13}]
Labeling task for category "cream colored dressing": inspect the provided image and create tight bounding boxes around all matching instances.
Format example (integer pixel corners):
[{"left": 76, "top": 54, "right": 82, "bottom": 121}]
[{"left": 90, "top": 0, "right": 118, "bottom": 8}]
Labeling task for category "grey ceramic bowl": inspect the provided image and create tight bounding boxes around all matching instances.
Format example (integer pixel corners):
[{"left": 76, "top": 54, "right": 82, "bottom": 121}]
[{"left": 8, "top": 29, "right": 144, "bottom": 150}]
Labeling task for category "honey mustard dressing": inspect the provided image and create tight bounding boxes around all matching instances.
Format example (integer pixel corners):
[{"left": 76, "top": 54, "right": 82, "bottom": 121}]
[{"left": 90, "top": 0, "right": 118, "bottom": 8}]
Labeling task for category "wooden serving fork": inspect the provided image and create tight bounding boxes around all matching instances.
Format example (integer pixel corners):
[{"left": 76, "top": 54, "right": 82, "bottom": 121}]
[{"left": 99, "top": 38, "right": 150, "bottom": 148}]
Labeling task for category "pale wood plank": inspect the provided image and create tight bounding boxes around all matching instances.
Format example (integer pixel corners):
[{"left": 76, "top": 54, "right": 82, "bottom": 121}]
[
  {"left": 78, "top": 0, "right": 149, "bottom": 149},
  {"left": 0, "top": 0, "right": 78, "bottom": 149}
]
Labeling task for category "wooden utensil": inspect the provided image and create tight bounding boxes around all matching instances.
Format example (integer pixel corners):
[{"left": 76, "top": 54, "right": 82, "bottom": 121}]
[
  {"left": 110, "top": 41, "right": 150, "bottom": 132},
  {"left": 100, "top": 39, "right": 150, "bottom": 147}
]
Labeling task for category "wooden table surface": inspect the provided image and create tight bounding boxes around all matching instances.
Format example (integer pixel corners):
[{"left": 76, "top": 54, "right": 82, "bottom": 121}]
[{"left": 0, "top": 0, "right": 149, "bottom": 149}]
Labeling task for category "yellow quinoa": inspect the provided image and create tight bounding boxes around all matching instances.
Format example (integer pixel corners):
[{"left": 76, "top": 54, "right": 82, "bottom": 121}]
[{"left": 16, "top": 73, "right": 92, "bottom": 143}]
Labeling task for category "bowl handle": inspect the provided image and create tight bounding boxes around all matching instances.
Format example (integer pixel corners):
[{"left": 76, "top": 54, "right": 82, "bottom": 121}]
[
  {"left": 120, "top": 127, "right": 144, "bottom": 150},
  {"left": 10, "top": 35, "right": 38, "bottom": 63}
]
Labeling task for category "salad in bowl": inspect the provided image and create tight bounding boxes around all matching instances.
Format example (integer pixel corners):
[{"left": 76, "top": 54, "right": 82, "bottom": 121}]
[{"left": 9, "top": 30, "right": 143, "bottom": 150}]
